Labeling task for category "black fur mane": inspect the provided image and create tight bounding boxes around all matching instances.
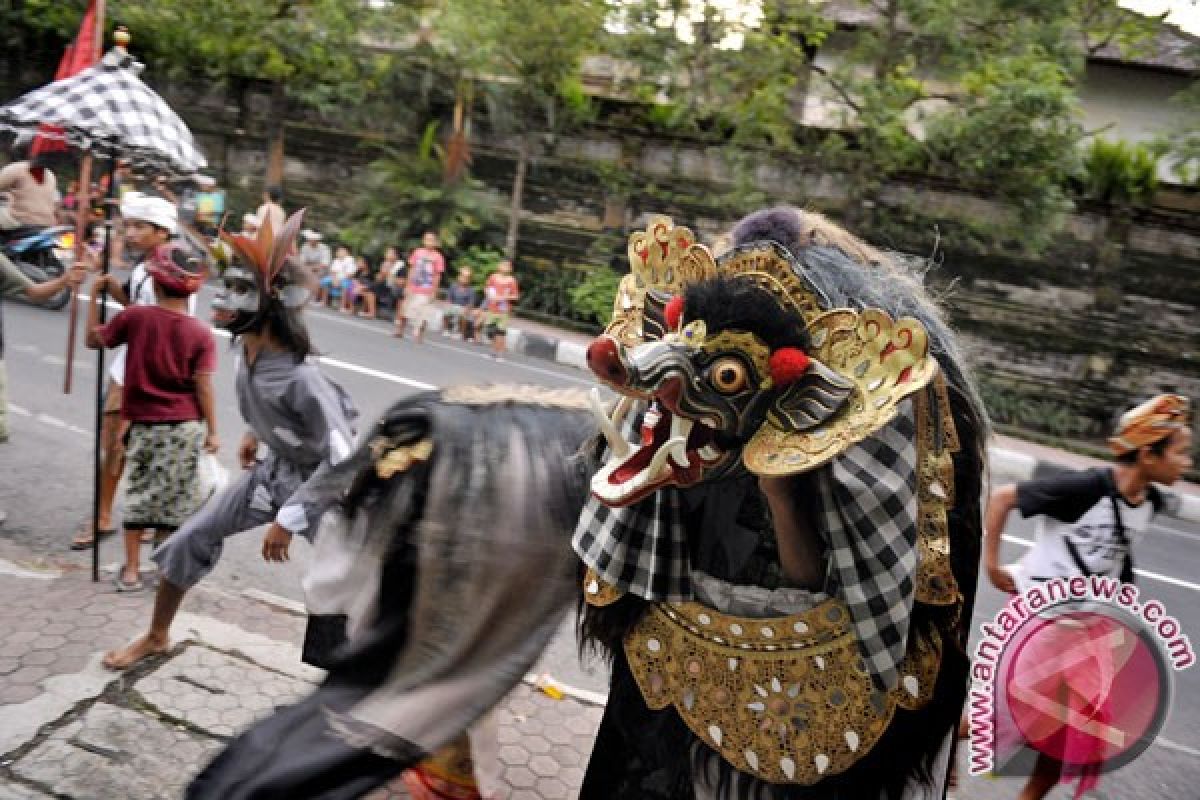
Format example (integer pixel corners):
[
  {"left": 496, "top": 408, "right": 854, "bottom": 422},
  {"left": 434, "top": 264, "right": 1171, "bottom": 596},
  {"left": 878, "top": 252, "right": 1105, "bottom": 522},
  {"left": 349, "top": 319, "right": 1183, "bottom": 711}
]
[{"left": 683, "top": 276, "right": 810, "bottom": 351}]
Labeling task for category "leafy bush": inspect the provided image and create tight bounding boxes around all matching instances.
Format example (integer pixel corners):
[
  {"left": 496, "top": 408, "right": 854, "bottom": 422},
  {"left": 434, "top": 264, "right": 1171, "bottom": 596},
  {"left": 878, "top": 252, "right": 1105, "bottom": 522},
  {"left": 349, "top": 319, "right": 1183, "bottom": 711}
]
[
  {"left": 568, "top": 267, "right": 623, "bottom": 327},
  {"left": 1081, "top": 138, "right": 1160, "bottom": 207},
  {"left": 453, "top": 245, "right": 506, "bottom": 287},
  {"left": 342, "top": 121, "right": 496, "bottom": 255}
]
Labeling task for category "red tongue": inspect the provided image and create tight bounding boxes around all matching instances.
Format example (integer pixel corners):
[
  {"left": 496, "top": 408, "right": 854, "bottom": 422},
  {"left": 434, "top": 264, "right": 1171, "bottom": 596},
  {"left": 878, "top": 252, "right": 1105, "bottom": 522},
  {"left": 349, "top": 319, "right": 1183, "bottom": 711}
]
[{"left": 610, "top": 407, "right": 671, "bottom": 485}]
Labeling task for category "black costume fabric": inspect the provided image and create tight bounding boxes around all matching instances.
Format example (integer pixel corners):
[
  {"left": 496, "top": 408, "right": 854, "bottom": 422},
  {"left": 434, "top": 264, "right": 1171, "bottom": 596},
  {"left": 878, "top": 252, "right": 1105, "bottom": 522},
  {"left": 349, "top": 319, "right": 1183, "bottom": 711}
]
[{"left": 186, "top": 390, "right": 595, "bottom": 799}]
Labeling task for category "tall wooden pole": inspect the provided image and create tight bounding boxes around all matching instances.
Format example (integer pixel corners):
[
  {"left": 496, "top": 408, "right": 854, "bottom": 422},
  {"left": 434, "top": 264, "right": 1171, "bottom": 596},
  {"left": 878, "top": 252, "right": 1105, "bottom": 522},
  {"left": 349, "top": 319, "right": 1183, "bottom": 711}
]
[
  {"left": 91, "top": 157, "right": 115, "bottom": 583},
  {"left": 63, "top": 0, "right": 106, "bottom": 395}
]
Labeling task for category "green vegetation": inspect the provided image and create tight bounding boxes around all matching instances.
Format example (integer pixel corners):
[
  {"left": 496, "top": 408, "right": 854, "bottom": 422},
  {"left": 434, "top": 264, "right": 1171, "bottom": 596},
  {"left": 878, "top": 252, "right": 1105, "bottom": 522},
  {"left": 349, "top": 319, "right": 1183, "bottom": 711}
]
[
  {"left": 342, "top": 122, "right": 495, "bottom": 255},
  {"left": 1081, "top": 138, "right": 1161, "bottom": 207}
]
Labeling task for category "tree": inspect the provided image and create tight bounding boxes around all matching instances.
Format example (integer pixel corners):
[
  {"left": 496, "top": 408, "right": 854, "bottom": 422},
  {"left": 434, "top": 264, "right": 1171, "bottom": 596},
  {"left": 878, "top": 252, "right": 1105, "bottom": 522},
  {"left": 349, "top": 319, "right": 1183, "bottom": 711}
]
[
  {"left": 1165, "top": 47, "right": 1200, "bottom": 185},
  {"left": 607, "top": 0, "right": 1167, "bottom": 247},
  {"left": 113, "top": 0, "right": 408, "bottom": 188},
  {"left": 342, "top": 121, "right": 495, "bottom": 255},
  {"left": 429, "top": 0, "right": 608, "bottom": 258}
]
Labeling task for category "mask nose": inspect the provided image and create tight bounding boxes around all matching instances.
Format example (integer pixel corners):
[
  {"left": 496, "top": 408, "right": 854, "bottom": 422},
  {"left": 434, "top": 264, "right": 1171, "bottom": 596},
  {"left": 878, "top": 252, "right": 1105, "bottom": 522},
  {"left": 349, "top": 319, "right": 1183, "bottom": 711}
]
[{"left": 587, "top": 335, "right": 628, "bottom": 386}]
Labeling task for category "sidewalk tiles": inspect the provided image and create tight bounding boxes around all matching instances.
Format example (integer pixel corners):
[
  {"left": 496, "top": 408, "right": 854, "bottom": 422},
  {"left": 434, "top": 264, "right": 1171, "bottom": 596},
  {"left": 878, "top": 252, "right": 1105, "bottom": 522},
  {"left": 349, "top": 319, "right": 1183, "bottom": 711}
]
[{"left": 0, "top": 554, "right": 603, "bottom": 800}]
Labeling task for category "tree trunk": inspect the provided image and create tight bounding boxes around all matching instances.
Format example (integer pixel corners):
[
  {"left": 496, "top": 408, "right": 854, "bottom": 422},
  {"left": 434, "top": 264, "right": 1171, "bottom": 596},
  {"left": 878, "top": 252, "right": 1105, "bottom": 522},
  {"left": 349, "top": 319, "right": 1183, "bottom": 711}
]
[
  {"left": 265, "top": 80, "right": 287, "bottom": 188},
  {"left": 504, "top": 137, "right": 529, "bottom": 260}
]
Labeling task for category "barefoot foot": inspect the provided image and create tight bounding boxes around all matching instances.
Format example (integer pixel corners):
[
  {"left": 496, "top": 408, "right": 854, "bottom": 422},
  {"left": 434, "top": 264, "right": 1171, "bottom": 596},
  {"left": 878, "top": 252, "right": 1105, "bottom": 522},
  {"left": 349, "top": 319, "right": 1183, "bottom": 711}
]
[{"left": 103, "top": 633, "right": 169, "bottom": 670}]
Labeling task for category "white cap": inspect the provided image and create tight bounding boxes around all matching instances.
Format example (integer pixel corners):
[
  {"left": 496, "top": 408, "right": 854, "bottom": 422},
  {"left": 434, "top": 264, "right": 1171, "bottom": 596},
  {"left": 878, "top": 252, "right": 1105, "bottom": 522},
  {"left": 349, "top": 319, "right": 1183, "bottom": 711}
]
[
  {"left": 301, "top": 229, "right": 322, "bottom": 241},
  {"left": 120, "top": 192, "right": 178, "bottom": 234}
]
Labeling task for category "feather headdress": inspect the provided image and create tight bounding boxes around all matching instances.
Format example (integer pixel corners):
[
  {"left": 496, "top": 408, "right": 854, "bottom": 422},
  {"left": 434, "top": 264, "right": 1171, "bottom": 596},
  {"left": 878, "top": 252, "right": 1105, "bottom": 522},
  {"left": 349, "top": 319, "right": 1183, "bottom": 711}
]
[
  {"left": 215, "top": 208, "right": 310, "bottom": 308},
  {"left": 220, "top": 208, "right": 306, "bottom": 287}
]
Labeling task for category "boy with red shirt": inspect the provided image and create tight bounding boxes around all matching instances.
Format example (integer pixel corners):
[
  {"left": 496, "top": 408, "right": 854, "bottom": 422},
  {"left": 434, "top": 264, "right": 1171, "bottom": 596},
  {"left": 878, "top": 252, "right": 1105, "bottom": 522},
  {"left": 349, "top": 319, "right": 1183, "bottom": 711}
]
[
  {"left": 86, "top": 243, "right": 217, "bottom": 591},
  {"left": 482, "top": 258, "right": 519, "bottom": 360}
]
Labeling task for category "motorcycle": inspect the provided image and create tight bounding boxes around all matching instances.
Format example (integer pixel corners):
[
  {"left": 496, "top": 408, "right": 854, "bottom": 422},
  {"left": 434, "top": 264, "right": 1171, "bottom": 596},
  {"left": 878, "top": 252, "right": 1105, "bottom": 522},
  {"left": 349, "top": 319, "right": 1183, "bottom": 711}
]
[{"left": 1, "top": 224, "right": 74, "bottom": 310}]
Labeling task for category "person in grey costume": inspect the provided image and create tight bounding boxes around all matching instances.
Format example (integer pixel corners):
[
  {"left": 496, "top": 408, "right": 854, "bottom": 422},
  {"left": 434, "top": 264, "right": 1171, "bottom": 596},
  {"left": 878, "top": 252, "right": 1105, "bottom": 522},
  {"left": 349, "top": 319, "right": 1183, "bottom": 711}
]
[{"left": 103, "top": 209, "right": 358, "bottom": 670}]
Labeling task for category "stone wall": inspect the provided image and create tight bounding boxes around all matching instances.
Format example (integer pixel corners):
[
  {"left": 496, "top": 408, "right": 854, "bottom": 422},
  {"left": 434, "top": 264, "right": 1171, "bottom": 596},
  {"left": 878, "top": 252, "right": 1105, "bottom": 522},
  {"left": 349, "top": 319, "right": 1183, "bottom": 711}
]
[{"left": 4, "top": 59, "right": 1196, "bottom": 459}]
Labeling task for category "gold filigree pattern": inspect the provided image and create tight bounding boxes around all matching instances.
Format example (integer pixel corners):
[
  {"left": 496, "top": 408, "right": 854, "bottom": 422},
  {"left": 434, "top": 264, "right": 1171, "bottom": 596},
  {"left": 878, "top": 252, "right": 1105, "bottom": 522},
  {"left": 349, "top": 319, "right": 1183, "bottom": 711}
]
[
  {"left": 605, "top": 273, "right": 649, "bottom": 349},
  {"left": 624, "top": 599, "right": 941, "bottom": 785},
  {"left": 373, "top": 439, "right": 434, "bottom": 479},
  {"left": 583, "top": 568, "right": 626, "bottom": 607},
  {"left": 716, "top": 244, "right": 826, "bottom": 324},
  {"left": 744, "top": 309, "right": 936, "bottom": 476},
  {"left": 701, "top": 331, "right": 773, "bottom": 387},
  {"left": 628, "top": 216, "right": 717, "bottom": 296},
  {"left": 913, "top": 376, "right": 962, "bottom": 606}
]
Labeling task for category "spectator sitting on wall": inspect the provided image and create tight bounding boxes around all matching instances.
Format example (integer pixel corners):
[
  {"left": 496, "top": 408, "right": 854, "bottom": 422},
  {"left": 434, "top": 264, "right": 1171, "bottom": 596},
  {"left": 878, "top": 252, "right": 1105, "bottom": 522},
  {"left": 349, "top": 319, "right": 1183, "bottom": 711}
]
[
  {"left": 443, "top": 267, "right": 480, "bottom": 342},
  {"left": 317, "top": 245, "right": 355, "bottom": 308},
  {"left": 299, "top": 229, "right": 331, "bottom": 289},
  {"left": 371, "top": 246, "right": 405, "bottom": 315},
  {"left": 349, "top": 254, "right": 377, "bottom": 318}
]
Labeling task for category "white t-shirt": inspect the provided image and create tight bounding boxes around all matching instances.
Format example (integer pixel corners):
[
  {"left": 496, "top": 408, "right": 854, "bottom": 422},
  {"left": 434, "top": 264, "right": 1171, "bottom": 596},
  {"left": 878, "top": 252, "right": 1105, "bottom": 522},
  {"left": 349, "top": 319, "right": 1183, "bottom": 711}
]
[
  {"left": 330, "top": 256, "right": 356, "bottom": 281},
  {"left": 107, "top": 262, "right": 198, "bottom": 385},
  {"left": 1011, "top": 467, "right": 1168, "bottom": 591}
]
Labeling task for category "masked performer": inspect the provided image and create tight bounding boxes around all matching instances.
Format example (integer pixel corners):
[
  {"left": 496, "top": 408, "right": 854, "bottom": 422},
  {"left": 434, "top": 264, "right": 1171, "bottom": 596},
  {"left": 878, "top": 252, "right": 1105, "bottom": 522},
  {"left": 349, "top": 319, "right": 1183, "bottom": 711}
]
[
  {"left": 186, "top": 208, "right": 985, "bottom": 800},
  {"left": 575, "top": 208, "right": 987, "bottom": 799},
  {"left": 103, "top": 210, "right": 359, "bottom": 670}
]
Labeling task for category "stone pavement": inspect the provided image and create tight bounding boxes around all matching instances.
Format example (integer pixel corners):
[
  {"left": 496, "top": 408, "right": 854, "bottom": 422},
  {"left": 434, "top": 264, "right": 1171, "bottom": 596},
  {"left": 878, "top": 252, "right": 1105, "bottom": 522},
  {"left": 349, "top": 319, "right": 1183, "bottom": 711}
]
[
  {"left": 0, "top": 540, "right": 604, "bottom": 799},
  {"left": 0, "top": 532, "right": 1080, "bottom": 800}
]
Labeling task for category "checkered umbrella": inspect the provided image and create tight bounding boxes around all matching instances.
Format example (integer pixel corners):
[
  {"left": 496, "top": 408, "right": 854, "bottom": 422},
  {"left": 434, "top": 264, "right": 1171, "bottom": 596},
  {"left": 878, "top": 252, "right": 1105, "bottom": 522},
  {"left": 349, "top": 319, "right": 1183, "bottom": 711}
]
[{"left": 0, "top": 46, "right": 206, "bottom": 176}]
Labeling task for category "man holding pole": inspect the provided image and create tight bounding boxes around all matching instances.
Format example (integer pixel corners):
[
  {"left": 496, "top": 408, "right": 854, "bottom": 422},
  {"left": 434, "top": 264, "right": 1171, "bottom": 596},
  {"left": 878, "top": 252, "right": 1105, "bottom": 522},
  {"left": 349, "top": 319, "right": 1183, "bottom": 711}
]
[{"left": 69, "top": 193, "right": 181, "bottom": 549}]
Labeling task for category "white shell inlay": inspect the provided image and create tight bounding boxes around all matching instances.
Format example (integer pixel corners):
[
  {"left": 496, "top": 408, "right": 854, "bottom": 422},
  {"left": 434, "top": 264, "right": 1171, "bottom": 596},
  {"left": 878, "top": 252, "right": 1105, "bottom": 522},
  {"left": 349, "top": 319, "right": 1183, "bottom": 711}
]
[
  {"left": 698, "top": 613, "right": 712, "bottom": 625},
  {"left": 814, "top": 656, "right": 826, "bottom": 670},
  {"left": 780, "top": 757, "right": 796, "bottom": 780},
  {"left": 646, "top": 638, "right": 661, "bottom": 653},
  {"left": 761, "top": 626, "right": 775, "bottom": 638},
  {"left": 903, "top": 675, "right": 920, "bottom": 697},
  {"left": 770, "top": 677, "right": 782, "bottom": 693},
  {"left": 793, "top": 621, "right": 809, "bottom": 634},
  {"left": 845, "top": 730, "right": 860, "bottom": 752},
  {"left": 729, "top": 623, "right": 744, "bottom": 635},
  {"left": 815, "top": 753, "right": 830, "bottom": 774},
  {"left": 586, "top": 579, "right": 600, "bottom": 594},
  {"left": 683, "top": 689, "right": 695, "bottom": 710},
  {"left": 754, "top": 684, "right": 768, "bottom": 698},
  {"left": 708, "top": 725, "right": 723, "bottom": 746},
  {"left": 747, "top": 702, "right": 765, "bottom": 712},
  {"left": 744, "top": 749, "right": 759, "bottom": 772},
  {"left": 728, "top": 658, "right": 739, "bottom": 671}
]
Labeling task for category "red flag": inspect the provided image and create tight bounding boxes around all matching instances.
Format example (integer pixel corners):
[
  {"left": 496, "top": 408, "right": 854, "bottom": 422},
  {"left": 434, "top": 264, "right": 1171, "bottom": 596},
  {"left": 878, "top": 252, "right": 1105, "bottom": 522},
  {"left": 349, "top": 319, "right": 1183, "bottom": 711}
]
[{"left": 31, "top": 0, "right": 100, "bottom": 157}]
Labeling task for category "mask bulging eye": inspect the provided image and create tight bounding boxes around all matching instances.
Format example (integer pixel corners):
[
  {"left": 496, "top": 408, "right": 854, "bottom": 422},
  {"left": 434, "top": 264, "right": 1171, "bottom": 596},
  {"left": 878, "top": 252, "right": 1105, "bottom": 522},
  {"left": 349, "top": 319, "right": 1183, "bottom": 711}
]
[{"left": 710, "top": 357, "right": 749, "bottom": 394}]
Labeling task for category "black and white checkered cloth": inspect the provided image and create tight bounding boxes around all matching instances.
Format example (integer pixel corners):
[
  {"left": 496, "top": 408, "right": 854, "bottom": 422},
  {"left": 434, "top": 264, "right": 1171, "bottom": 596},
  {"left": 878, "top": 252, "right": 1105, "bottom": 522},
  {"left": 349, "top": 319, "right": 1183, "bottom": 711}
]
[
  {"left": 813, "top": 404, "right": 918, "bottom": 691},
  {"left": 0, "top": 48, "right": 206, "bottom": 176},
  {"left": 573, "top": 401, "right": 919, "bottom": 691}
]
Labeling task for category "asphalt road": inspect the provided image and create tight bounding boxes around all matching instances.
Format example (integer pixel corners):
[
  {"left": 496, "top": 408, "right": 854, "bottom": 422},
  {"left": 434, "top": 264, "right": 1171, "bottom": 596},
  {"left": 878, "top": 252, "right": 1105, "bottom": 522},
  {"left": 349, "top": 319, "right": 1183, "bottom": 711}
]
[{"left": 3, "top": 289, "right": 1198, "bottom": 795}]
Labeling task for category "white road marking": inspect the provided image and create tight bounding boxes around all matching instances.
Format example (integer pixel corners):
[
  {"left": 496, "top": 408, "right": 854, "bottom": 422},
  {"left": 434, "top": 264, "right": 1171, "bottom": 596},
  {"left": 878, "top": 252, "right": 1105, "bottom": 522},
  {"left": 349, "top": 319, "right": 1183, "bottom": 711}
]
[
  {"left": 1156, "top": 735, "right": 1200, "bottom": 758},
  {"left": 316, "top": 355, "right": 435, "bottom": 390},
  {"left": 1003, "top": 533, "right": 1200, "bottom": 593},
  {"left": 9, "top": 404, "right": 89, "bottom": 438},
  {"left": 306, "top": 303, "right": 595, "bottom": 385}
]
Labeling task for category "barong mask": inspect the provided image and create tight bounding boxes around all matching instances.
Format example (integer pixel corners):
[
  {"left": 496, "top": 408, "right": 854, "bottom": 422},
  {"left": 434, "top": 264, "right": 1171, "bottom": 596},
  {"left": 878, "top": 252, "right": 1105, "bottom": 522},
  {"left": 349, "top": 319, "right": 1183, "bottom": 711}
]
[
  {"left": 578, "top": 214, "right": 985, "bottom": 789},
  {"left": 586, "top": 216, "right": 937, "bottom": 506},
  {"left": 210, "top": 209, "right": 311, "bottom": 336}
]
